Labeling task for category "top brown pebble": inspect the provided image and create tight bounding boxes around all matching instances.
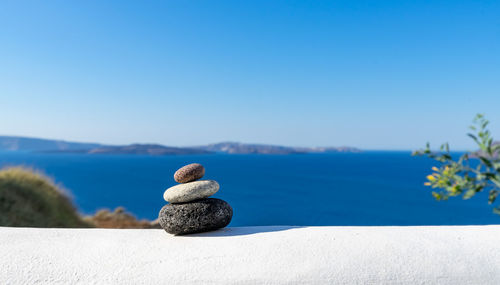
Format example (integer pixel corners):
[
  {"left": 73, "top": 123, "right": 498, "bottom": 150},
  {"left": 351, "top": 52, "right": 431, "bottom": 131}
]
[{"left": 174, "top": 163, "right": 205, "bottom": 183}]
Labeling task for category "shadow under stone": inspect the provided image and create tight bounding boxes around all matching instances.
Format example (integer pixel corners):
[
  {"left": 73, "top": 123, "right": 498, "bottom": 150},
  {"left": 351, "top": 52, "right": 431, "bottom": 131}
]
[{"left": 178, "top": 226, "right": 306, "bottom": 237}]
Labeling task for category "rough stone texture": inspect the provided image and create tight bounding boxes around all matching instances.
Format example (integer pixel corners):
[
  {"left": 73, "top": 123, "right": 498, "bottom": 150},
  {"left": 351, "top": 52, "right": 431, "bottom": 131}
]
[
  {"left": 158, "top": 198, "right": 232, "bottom": 235},
  {"left": 174, "top": 163, "right": 205, "bottom": 183},
  {"left": 163, "top": 180, "right": 219, "bottom": 203}
]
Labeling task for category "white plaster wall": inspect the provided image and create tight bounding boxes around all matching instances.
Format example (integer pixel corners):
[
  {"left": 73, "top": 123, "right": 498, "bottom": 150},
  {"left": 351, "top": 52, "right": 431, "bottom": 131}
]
[{"left": 1, "top": 226, "right": 499, "bottom": 284}]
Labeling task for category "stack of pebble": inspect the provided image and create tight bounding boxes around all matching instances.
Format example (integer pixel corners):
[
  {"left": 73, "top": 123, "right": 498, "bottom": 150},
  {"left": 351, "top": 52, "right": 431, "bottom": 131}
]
[{"left": 158, "top": 163, "right": 233, "bottom": 235}]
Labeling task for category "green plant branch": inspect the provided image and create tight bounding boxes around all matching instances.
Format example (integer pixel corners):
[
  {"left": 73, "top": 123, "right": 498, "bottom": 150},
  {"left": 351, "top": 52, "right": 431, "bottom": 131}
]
[{"left": 413, "top": 114, "right": 500, "bottom": 215}]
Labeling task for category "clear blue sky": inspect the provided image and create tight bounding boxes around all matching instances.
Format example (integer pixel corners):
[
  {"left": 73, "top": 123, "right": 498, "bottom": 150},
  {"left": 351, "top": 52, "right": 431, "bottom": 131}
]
[{"left": 0, "top": 0, "right": 499, "bottom": 150}]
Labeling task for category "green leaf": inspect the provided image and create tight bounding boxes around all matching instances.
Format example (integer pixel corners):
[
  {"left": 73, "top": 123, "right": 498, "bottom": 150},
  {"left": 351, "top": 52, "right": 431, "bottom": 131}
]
[
  {"left": 493, "top": 206, "right": 500, "bottom": 215},
  {"left": 488, "top": 190, "right": 498, "bottom": 204},
  {"left": 468, "top": 133, "right": 479, "bottom": 144},
  {"left": 482, "top": 120, "right": 489, "bottom": 129},
  {"left": 479, "top": 156, "right": 493, "bottom": 168},
  {"left": 463, "top": 189, "right": 477, "bottom": 199},
  {"left": 432, "top": 192, "right": 443, "bottom": 201},
  {"left": 491, "top": 176, "right": 500, "bottom": 188}
]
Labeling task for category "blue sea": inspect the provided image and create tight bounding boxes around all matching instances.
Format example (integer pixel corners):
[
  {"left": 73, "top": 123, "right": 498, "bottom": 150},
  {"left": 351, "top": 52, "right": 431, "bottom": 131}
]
[{"left": 0, "top": 151, "right": 498, "bottom": 226}]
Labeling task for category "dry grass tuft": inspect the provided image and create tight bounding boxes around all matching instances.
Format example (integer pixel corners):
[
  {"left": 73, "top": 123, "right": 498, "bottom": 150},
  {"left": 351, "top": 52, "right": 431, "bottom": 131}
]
[{"left": 84, "top": 207, "right": 160, "bottom": 229}]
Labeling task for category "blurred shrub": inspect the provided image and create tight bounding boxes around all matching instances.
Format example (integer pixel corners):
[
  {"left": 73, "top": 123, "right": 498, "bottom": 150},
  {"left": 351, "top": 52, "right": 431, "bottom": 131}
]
[{"left": 0, "top": 167, "right": 91, "bottom": 227}]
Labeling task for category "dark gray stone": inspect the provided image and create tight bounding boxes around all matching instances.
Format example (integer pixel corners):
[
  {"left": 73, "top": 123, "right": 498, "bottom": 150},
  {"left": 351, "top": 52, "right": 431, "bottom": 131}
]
[
  {"left": 174, "top": 163, "right": 205, "bottom": 183},
  {"left": 158, "top": 198, "right": 233, "bottom": 235}
]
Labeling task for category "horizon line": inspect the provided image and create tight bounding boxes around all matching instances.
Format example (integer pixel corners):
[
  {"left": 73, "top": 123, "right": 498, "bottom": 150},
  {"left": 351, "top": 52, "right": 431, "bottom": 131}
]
[{"left": 0, "top": 134, "right": 475, "bottom": 152}]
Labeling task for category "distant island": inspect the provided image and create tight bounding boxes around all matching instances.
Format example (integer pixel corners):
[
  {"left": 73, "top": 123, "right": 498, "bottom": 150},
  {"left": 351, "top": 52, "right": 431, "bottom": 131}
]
[
  {"left": 0, "top": 136, "right": 361, "bottom": 155},
  {"left": 196, "top": 142, "right": 361, "bottom": 154},
  {"left": 0, "top": 136, "right": 102, "bottom": 152},
  {"left": 86, "top": 144, "right": 212, "bottom": 155}
]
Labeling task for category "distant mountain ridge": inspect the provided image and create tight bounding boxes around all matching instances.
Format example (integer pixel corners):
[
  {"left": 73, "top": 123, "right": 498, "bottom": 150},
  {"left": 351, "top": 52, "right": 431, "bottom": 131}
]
[
  {"left": 0, "top": 136, "right": 102, "bottom": 152},
  {"left": 0, "top": 136, "right": 361, "bottom": 155},
  {"left": 197, "top": 142, "right": 361, "bottom": 154},
  {"left": 87, "top": 144, "right": 212, "bottom": 155}
]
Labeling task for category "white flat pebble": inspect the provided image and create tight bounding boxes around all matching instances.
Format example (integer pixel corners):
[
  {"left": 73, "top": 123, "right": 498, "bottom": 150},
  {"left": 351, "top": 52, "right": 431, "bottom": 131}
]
[{"left": 163, "top": 180, "right": 219, "bottom": 203}]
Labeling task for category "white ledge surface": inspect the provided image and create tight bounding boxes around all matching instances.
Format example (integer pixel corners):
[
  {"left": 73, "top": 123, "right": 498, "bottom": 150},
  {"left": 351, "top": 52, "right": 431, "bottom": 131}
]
[{"left": 1, "top": 226, "right": 500, "bottom": 284}]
